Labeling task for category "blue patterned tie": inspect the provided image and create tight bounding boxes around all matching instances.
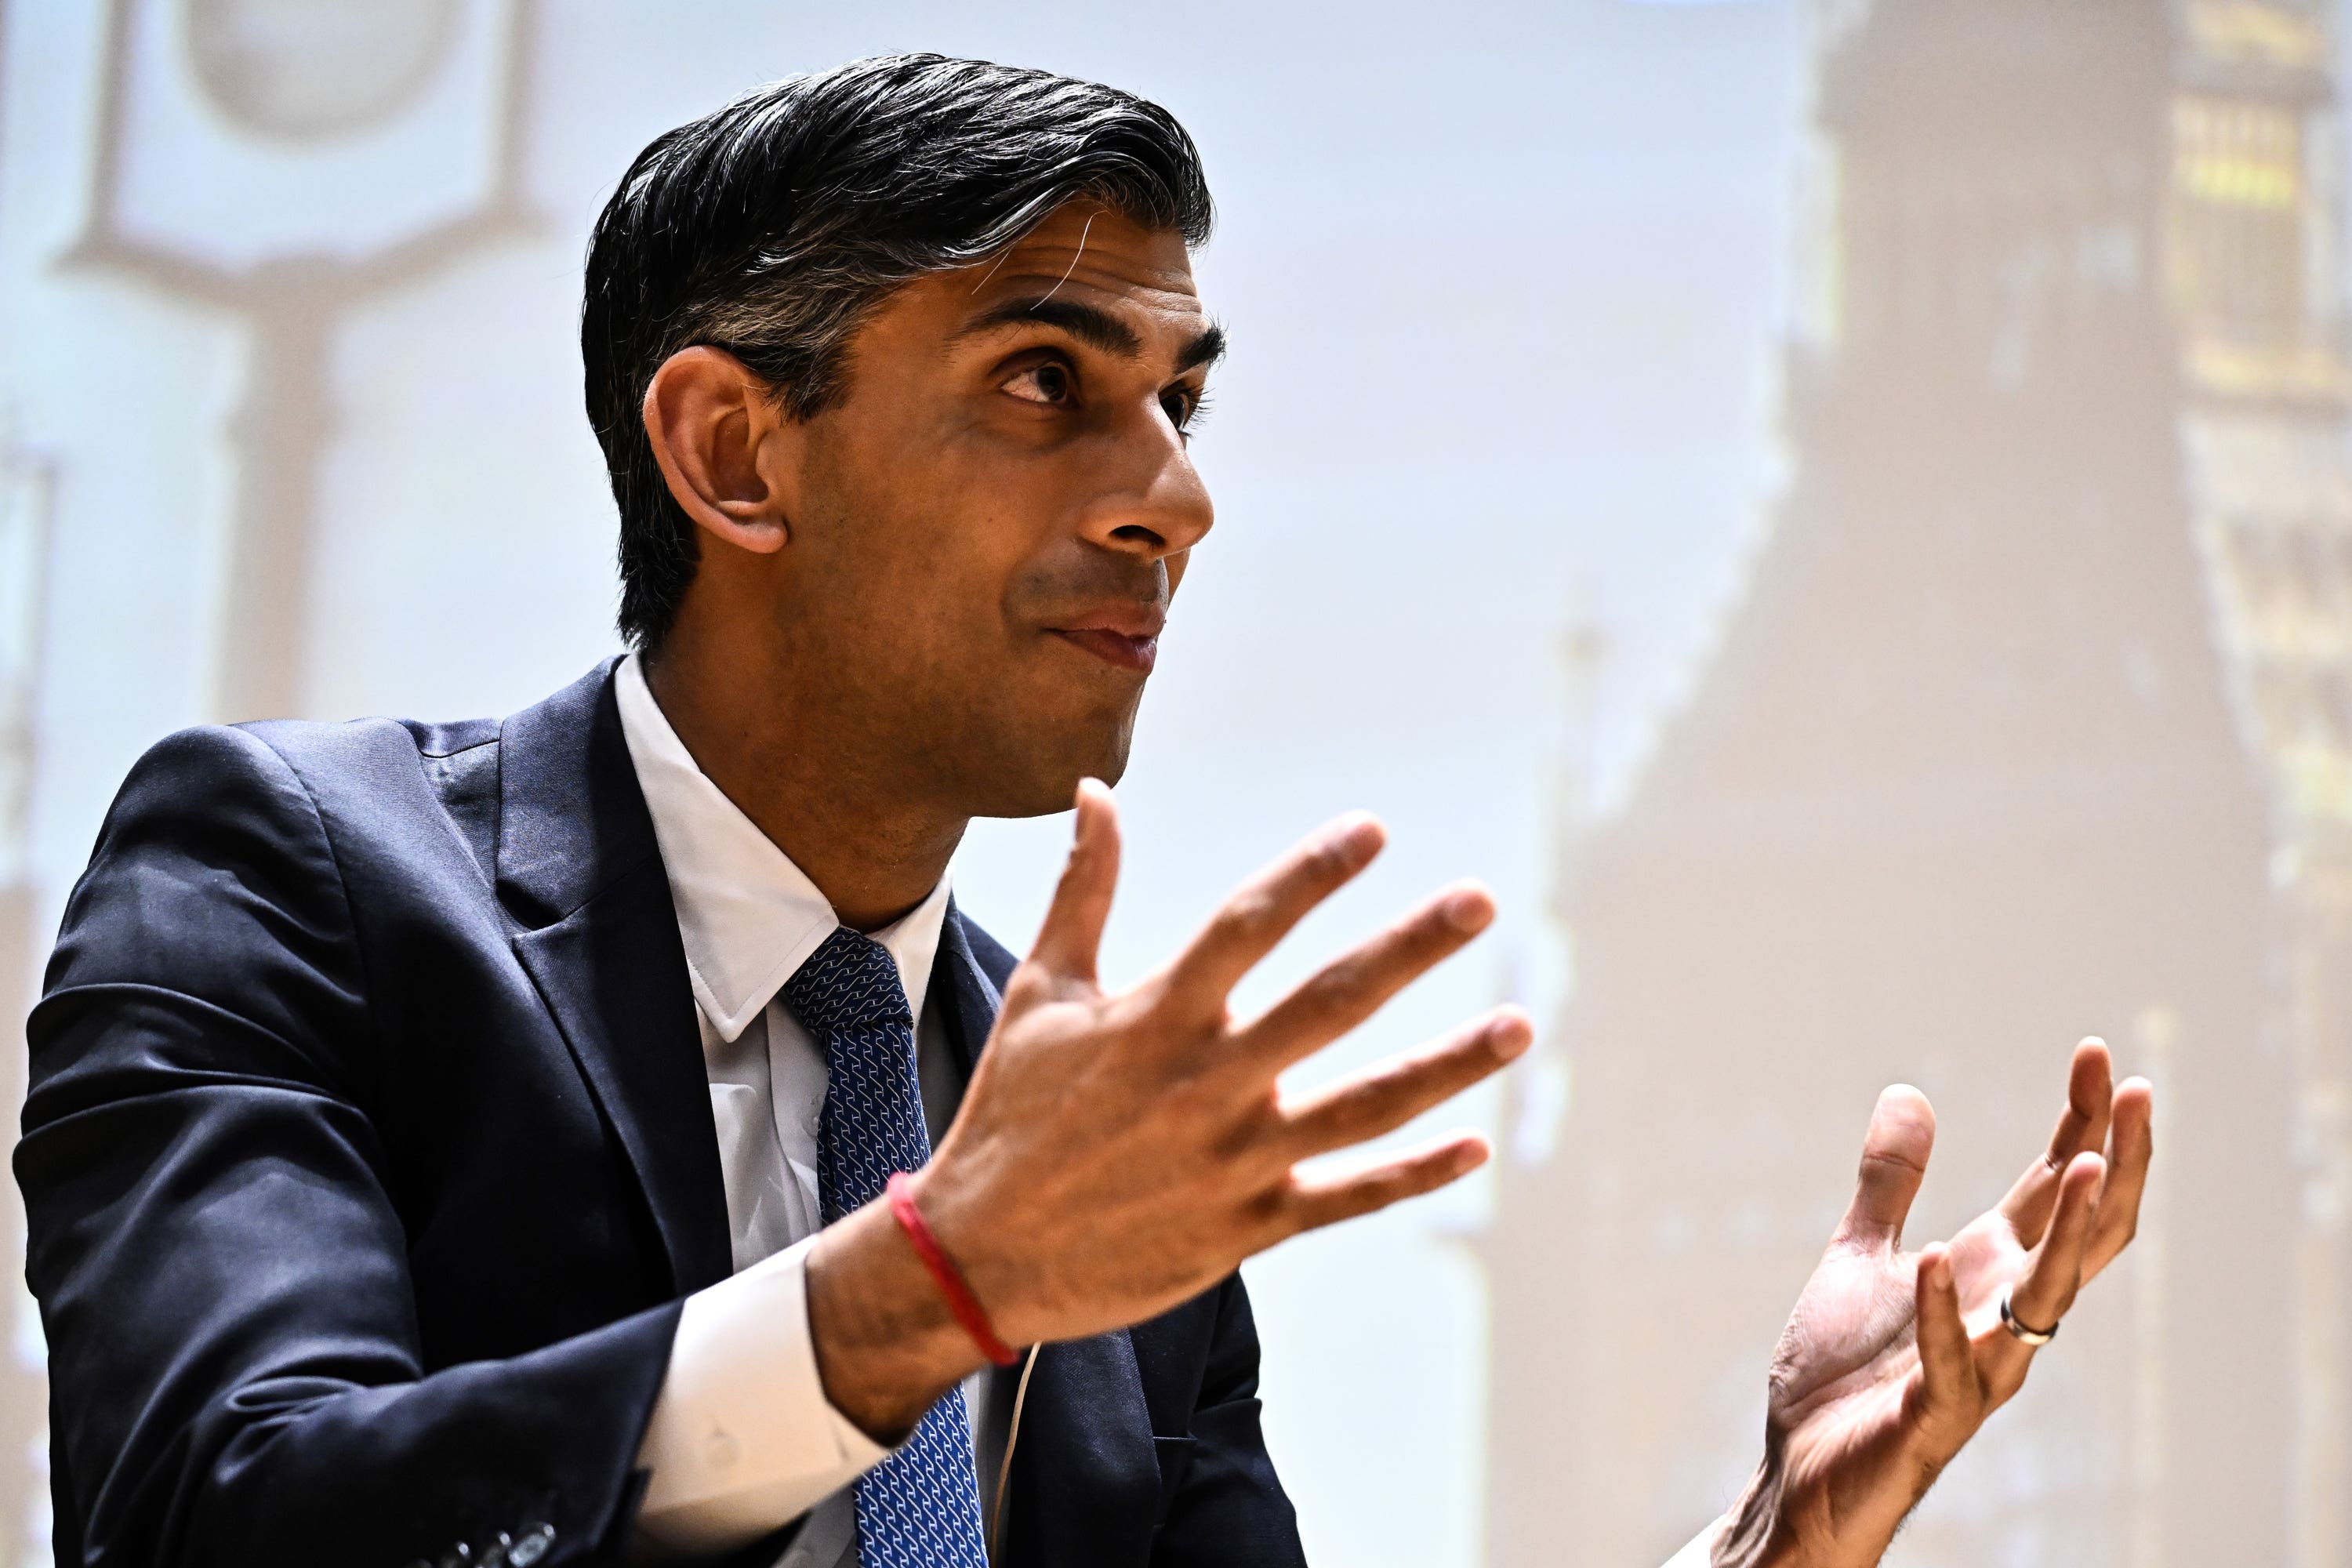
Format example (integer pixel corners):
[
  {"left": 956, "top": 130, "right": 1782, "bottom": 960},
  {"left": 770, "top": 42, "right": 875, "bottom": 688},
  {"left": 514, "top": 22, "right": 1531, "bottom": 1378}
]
[{"left": 782, "top": 927, "right": 989, "bottom": 1568}]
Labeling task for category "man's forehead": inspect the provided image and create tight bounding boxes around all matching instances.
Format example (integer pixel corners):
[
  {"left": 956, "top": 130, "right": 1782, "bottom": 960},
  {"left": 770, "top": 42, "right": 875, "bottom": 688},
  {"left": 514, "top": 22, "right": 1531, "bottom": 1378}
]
[{"left": 958, "top": 207, "right": 1207, "bottom": 338}]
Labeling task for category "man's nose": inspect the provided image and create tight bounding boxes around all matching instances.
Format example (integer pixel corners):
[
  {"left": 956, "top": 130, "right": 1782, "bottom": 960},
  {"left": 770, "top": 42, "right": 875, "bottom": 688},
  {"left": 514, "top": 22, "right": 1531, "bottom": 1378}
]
[{"left": 1078, "top": 416, "right": 1214, "bottom": 561}]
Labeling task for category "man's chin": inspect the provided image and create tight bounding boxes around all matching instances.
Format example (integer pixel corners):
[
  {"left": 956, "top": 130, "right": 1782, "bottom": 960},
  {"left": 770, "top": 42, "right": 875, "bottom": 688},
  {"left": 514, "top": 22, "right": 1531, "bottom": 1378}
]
[{"left": 972, "top": 726, "right": 1135, "bottom": 818}]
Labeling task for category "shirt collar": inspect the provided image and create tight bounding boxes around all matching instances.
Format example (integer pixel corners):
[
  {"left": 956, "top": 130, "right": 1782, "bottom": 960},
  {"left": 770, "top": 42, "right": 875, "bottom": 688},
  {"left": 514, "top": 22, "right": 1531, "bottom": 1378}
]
[{"left": 612, "top": 652, "right": 951, "bottom": 1043}]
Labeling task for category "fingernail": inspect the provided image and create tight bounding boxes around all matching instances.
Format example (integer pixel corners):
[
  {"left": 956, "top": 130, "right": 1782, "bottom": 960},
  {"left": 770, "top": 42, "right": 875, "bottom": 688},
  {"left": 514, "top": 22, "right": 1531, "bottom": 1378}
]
[
  {"left": 1490, "top": 1011, "right": 1534, "bottom": 1059},
  {"left": 1441, "top": 884, "right": 1493, "bottom": 932}
]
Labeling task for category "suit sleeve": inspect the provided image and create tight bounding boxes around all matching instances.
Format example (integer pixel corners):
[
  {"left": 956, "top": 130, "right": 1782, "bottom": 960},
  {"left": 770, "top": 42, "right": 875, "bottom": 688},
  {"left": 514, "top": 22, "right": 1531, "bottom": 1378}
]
[
  {"left": 16, "top": 725, "right": 676, "bottom": 1568},
  {"left": 1149, "top": 1274, "right": 1308, "bottom": 1567}
]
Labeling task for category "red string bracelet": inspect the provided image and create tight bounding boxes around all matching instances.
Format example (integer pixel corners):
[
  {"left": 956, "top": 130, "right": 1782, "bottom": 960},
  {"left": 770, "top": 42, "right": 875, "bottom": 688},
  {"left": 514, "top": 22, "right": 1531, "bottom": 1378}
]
[{"left": 886, "top": 1172, "right": 1020, "bottom": 1367}]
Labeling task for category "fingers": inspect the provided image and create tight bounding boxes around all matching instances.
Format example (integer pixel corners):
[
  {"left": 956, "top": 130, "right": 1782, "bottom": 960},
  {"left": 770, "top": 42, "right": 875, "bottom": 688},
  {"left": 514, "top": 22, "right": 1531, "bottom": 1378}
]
[
  {"left": 1835, "top": 1085, "right": 1936, "bottom": 1251},
  {"left": 2009, "top": 1149, "right": 2103, "bottom": 1334},
  {"left": 1236, "top": 880, "right": 1497, "bottom": 1071},
  {"left": 2082, "top": 1076, "right": 2153, "bottom": 1279},
  {"left": 1998, "top": 1037, "right": 2114, "bottom": 1247},
  {"left": 1911, "top": 1243, "right": 1982, "bottom": 1454},
  {"left": 1163, "top": 814, "right": 1387, "bottom": 1010},
  {"left": 1278, "top": 1007, "right": 1532, "bottom": 1159},
  {"left": 1281, "top": 1131, "right": 1490, "bottom": 1234},
  {"left": 1027, "top": 779, "right": 1122, "bottom": 983}
]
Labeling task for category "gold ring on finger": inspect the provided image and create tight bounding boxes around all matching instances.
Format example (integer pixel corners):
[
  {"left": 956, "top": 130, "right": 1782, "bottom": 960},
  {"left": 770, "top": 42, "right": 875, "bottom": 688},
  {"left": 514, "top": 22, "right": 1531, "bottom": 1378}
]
[{"left": 1998, "top": 1286, "right": 2060, "bottom": 1347}]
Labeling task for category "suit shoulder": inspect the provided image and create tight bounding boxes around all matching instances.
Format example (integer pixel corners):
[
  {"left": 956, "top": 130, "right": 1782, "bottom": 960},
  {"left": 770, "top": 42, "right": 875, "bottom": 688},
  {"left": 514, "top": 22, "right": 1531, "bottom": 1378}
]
[
  {"left": 241, "top": 713, "right": 506, "bottom": 887},
  {"left": 47, "top": 726, "right": 368, "bottom": 1051},
  {"left": 109, "top": 722, "right": 325, "bottom": 829},
  {"left": 236, "top": 711, "right": 496, "bottom": 777},
  {"left": 92, "top": 709, "right": 500, "bottom": 902},
  {"left": 77, "top": 719, "right": 408, "bottom": 913}
]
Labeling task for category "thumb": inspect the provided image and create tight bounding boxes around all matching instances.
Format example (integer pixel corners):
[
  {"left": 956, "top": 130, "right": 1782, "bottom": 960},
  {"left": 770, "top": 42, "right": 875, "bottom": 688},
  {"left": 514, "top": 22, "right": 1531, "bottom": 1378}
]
[
  {"left": 1836, "top": 1084, "right": 1936, "bottom": 1251},
  {"left": 1027, "top": 778, "right": 1121, "bottom": 985}
]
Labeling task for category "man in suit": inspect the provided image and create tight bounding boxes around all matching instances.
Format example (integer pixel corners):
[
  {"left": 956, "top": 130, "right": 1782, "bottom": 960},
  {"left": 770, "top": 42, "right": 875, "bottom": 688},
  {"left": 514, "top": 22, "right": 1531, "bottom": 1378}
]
[{"left": 18, "top": 54, "right": 2151, "bottom": 1568}]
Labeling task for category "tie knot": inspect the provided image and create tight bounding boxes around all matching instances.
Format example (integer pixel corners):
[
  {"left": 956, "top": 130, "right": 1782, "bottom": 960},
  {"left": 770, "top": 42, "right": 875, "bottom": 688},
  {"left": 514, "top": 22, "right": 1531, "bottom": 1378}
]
[{"left": 780, "top": 926, "right": 913, "bottom": 1036}]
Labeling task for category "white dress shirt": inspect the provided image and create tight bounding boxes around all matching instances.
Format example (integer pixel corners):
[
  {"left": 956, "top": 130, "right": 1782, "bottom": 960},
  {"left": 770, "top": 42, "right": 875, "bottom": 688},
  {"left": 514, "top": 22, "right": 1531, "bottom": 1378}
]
[{"left": 615, "top": 655, "right": 1003, "bottom": 1566}]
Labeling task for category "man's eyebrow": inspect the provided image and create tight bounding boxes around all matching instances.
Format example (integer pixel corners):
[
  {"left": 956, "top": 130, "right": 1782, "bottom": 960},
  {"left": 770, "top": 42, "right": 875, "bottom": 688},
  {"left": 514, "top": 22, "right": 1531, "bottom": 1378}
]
[
  {"left": 953, "top": 297, "right": 1227, "bottom": 376},
  {"left": 956, "top": 297, "right": 1142, "bottom": 358},
  {"left": 1175, "top": 323, "right": 1227, "bottom": 376}
]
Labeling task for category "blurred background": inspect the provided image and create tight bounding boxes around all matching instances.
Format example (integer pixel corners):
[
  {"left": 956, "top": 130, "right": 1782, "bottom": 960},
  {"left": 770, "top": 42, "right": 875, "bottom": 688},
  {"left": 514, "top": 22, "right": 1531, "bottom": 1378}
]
[{"left": 0, "top": 0, "right": 2343, "bottom": 1563}]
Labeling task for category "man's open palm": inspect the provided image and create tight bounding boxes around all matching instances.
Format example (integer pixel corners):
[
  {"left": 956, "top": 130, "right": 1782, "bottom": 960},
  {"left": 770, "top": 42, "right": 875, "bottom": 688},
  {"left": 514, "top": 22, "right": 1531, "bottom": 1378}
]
[{"left": 1715, "top": 1041, "right": 2154, "bottom": 1566}]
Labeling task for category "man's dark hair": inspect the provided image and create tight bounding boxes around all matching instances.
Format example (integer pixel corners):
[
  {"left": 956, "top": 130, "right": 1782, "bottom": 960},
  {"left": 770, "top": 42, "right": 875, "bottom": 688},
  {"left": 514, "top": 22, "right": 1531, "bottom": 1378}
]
[{"left": 582, "top": 53, "right": 1215, "bottom": 650}]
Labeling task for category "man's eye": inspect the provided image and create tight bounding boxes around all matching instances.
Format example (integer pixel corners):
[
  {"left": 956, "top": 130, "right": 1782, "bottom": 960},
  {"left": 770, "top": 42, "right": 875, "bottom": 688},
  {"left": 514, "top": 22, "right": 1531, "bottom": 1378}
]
[
  {"left": 1005, "top": 362, "right": 1073, "bottom": 405},
  {"left": 1163, "top": 387, "right": 1210, "bottom": 439}
]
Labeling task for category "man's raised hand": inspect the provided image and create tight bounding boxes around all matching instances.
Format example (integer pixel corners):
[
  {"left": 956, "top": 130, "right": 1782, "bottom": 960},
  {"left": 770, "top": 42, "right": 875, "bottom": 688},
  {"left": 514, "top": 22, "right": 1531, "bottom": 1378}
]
[
  {"left": 920, "top": 779, "right": 1530, "bottom": 1349},
  {"left": 1711, "top": 1040, "right": 2155, "bottom": 1567}
]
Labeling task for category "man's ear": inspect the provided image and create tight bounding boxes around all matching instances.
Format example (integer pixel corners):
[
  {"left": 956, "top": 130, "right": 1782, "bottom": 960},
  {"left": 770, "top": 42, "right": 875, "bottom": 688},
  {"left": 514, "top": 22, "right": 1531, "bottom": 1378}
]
[{"left": 641, "top": 346, "right": 803, "bottom": 556}]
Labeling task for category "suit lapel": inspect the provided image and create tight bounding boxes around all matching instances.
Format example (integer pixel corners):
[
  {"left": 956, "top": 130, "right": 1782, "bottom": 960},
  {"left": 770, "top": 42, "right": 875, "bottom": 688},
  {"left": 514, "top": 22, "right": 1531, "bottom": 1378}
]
[
  {"left": 499, "top": 662, "right": 734, "bottom": 1297},
  {"left": 933, "top": 900, "right": 1004, "bottom": 1079}
]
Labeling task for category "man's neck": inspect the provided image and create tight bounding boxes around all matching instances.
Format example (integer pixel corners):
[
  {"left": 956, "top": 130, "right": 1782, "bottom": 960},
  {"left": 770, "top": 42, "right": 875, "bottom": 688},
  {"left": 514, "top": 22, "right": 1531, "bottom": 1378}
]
[{"left": 640, "top": 648, "right": 967, "bottom": 933}]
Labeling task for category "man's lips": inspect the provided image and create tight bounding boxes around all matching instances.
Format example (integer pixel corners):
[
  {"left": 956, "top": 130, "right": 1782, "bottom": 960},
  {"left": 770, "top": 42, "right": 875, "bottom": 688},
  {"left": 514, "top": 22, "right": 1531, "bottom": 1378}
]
[
  {"left": 1047, "top": 607, "right": 1165, "bottom": 673},
  {"left": 1050, "top": 628, "right": 1160, "bottom": 673}
]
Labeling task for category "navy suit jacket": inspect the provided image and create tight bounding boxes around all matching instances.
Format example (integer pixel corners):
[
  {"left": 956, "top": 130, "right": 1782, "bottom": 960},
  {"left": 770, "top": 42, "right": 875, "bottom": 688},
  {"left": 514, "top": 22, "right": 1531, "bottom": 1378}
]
[{"left": 17, "top": 662, "right": 1307, "bottom": 1568}]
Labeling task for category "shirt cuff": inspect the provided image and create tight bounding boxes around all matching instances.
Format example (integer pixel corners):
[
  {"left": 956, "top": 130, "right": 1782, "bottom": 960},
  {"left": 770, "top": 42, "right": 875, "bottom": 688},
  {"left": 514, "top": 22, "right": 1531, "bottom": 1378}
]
[{"left": 633, "top": 1236, "right": 893, "bottom": 1553}]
